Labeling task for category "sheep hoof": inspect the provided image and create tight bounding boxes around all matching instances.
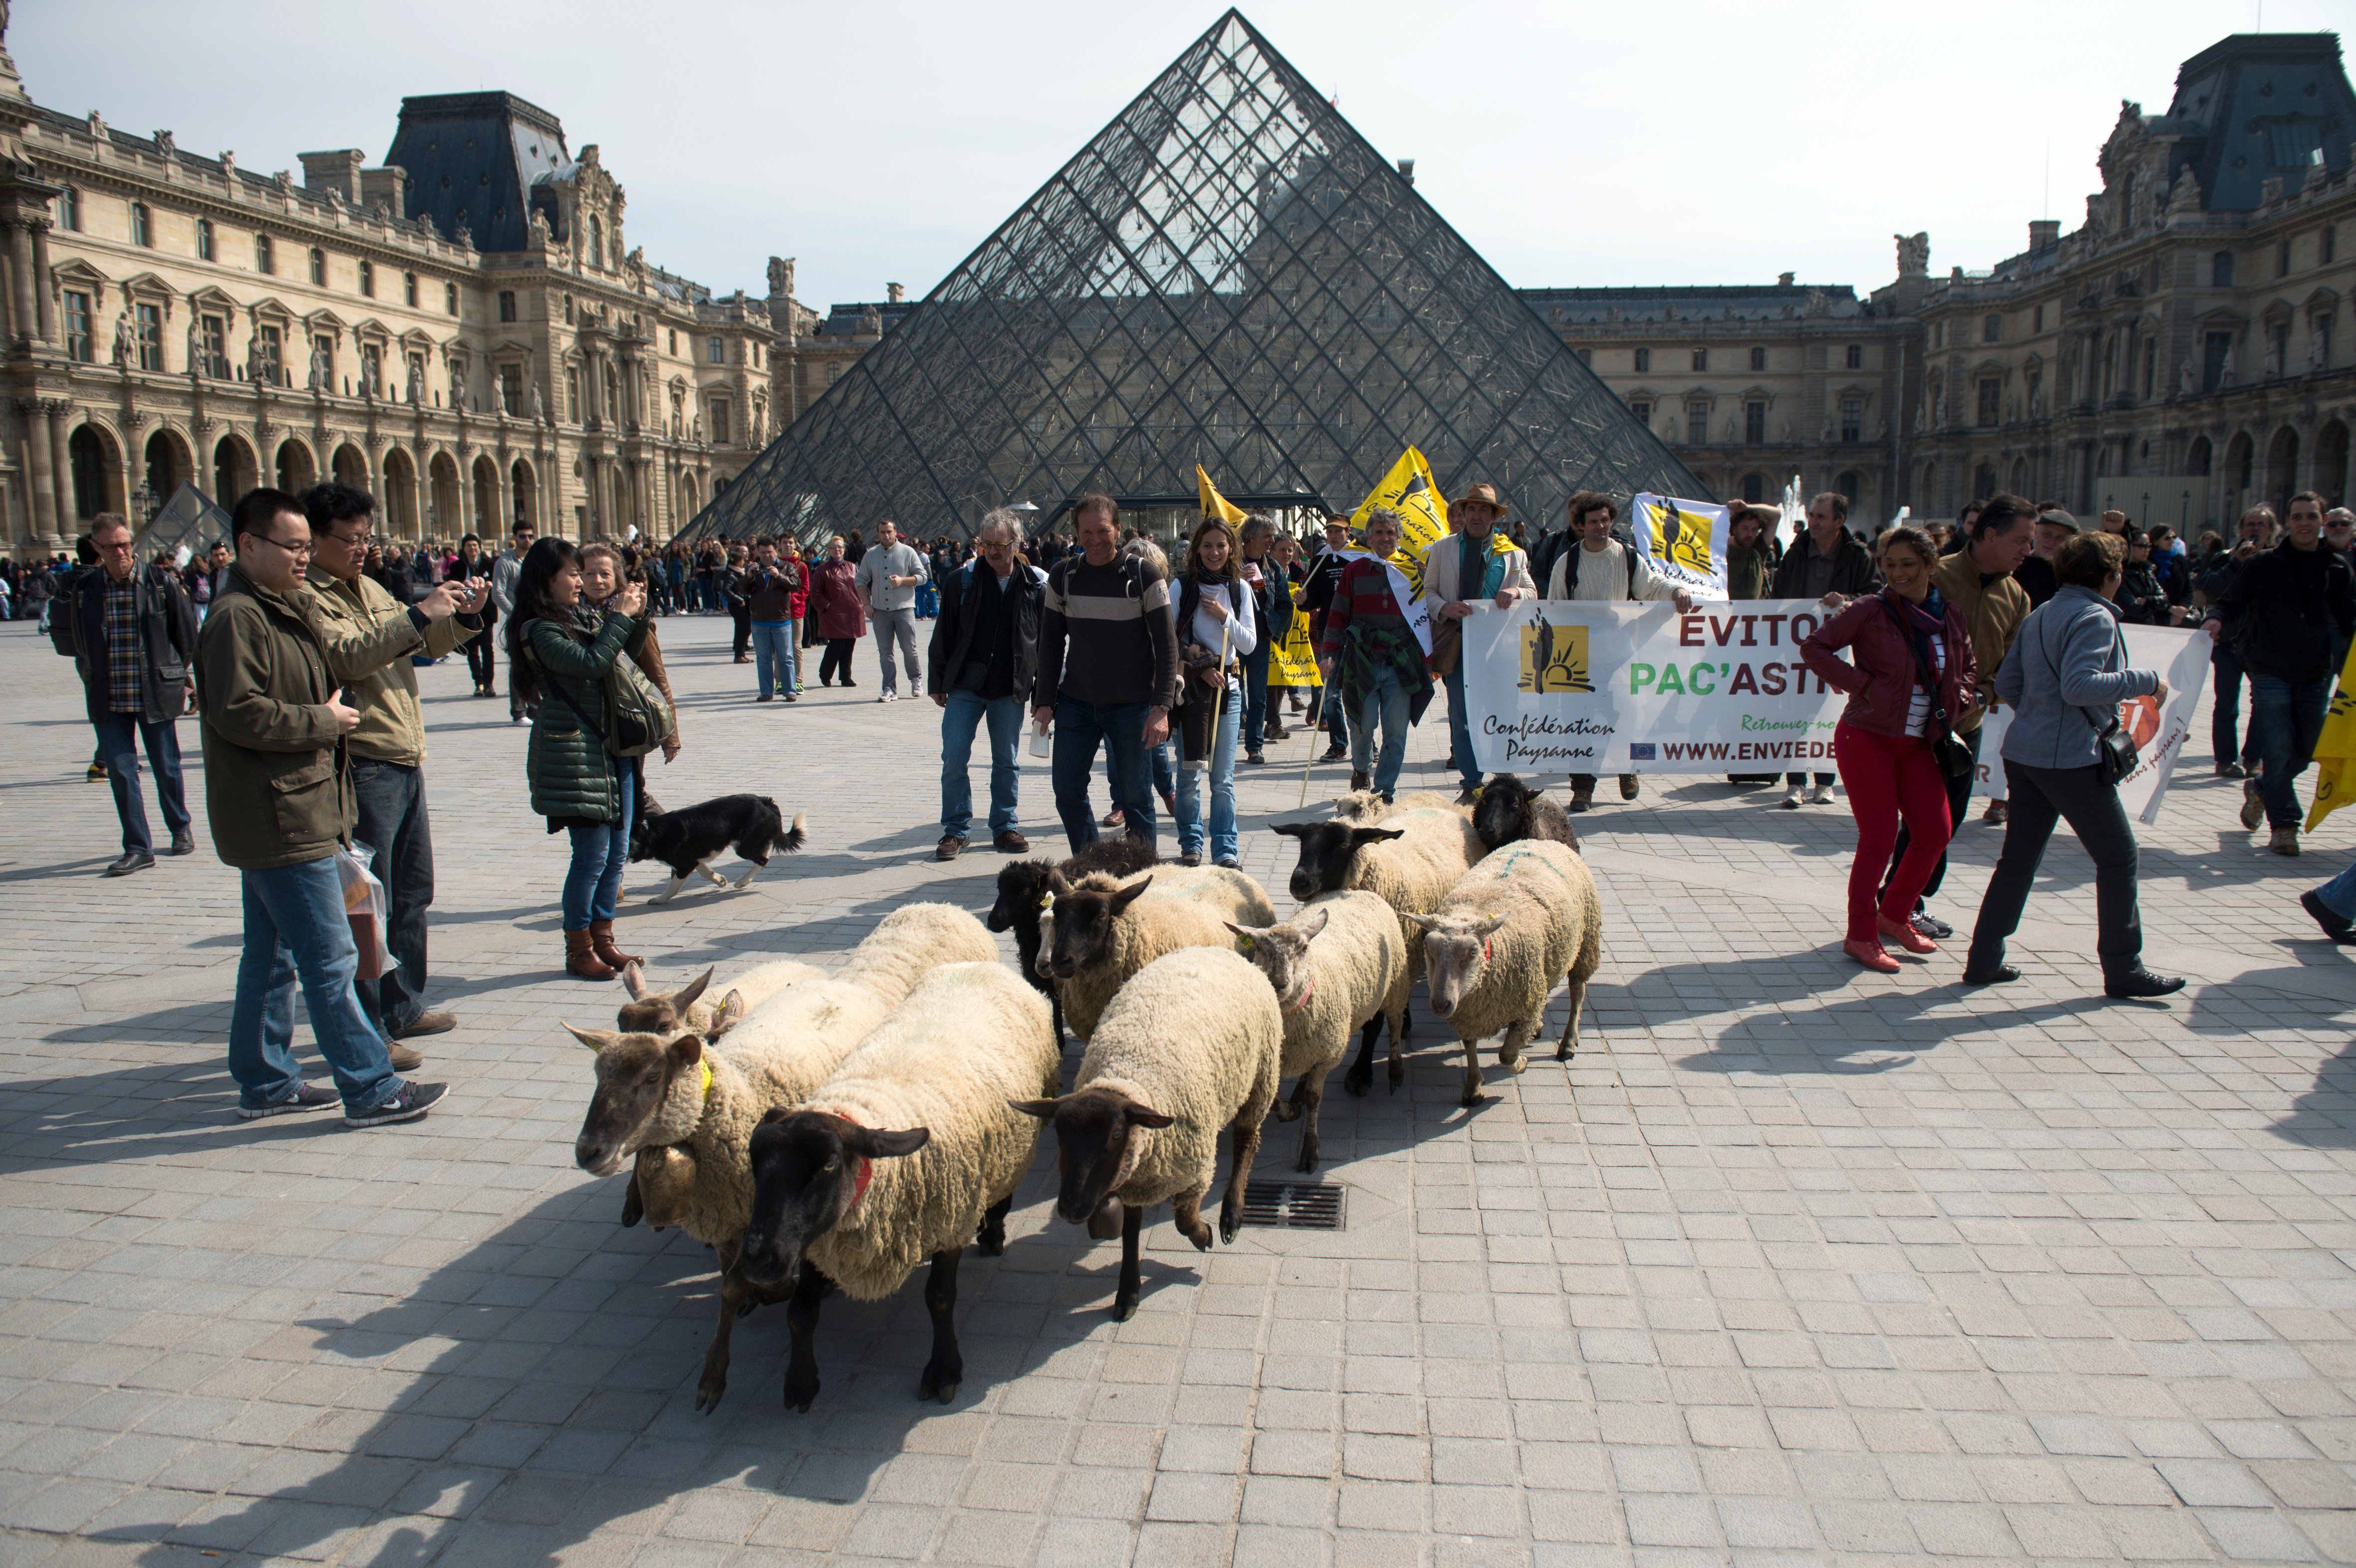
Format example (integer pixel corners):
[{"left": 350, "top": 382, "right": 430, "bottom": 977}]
[
  {"left": 1504, "top": 1053, "right": 1528, "bottom": 1075},
  {"left": 783, "top": 1377, "right": 819, "bottom": 1412},
  {"left": 694, "top": 1380, "right": 725, "bottom": 1414},
  {"left": 1184, "top": 1222, "right": 1214, "bottom": 1253},
  {"left": 1111, "top": 1297, "right": 1137, "bottom": 1322},
  {"left": 1271, "top": 1098, "right": 1302, "bottom": 1124},
  {"left": 735, "top": 1297, "right": 757, "bottom": 1319},
  {"left": 1342, "top": 1067, "right": 1372, "bottom": 1098},
  {"left": 1294, "top": 1146, "right": 1318, "bottom": 1174},
  {"left": 1219, "top": 1210, "right": 1242, "bottom": 1246},
  {"left": 975, "top": 1231, "right": 1005, "bottom": 1258},
  {"left": 1555, "top": 1044, "right": 1575, "bottom": 1061},
  {"left": 918, "top": 1364, "right": 960, "bottom": 1404},
  {"left": 1387, "top": 1061, "right": 1404, "bottom": 1093},
  {"left": 1459, "top": 1086, "right": 1486, "bottom": 1108}
]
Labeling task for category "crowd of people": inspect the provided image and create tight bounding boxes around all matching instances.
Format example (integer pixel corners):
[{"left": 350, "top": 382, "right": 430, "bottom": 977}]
[{"left": 34, "top": 473, "right": 2356, "bottom": 1133}]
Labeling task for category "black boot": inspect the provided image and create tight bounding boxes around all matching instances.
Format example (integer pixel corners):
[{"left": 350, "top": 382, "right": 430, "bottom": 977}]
[{"left": 2103, "top": 967, "right": 2185, "bottom": 1000}]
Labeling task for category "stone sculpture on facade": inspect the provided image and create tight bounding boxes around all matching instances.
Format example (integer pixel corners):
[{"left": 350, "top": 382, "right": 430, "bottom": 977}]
[
  {"left": 112, "top": 310, "right": 136, "bottom": 368},
  {"left": 407, "top": 357, "right": 425, "bottom": 405},
  {"left": 309, "top": 337, "right": 331, "bottom": 392}
]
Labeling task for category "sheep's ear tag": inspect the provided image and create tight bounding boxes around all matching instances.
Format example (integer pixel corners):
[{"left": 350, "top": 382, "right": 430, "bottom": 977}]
[
  {"left": 1236, "top": 933, "right": 1254, "bottom": 950},
  {"left": 698, "top": 1060, "right": 714, "bottom": 1103},
  {"left": 850, "top": 1154, "right": 875, "bottom": 1207},
  {"left": 1040, "top": 892, "right": 1053, "bottom": 910}
]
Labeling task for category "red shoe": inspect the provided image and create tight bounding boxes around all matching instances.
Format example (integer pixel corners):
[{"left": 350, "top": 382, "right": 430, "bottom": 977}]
[
  {"left": 1876, "top": 914, "right": 1937, "bottom": 955},
  {"left": 1844, "top": 938, "right": 1900, "bottom": 973}
]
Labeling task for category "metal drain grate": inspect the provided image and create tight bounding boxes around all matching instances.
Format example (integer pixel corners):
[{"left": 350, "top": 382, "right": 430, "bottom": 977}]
[{"left": 1240, "top": 1181, "right": 1345, "bottom": 1230}]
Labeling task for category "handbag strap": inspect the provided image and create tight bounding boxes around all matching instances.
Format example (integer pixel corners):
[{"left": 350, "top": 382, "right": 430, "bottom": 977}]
[
  {"left": 2037, "top": 603, "right": 2126, "bottom": 740},
  {"left": 1878, "top": 595, "right": 1954, "bottom": 732},
  {"left": 527, "top": 620, "right": 609, "bottom": 745}
]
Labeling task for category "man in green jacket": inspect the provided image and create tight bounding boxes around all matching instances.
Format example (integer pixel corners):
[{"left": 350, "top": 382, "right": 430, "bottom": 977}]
[
  {"left": 196, "top": 487, "right": 448, "bottom": 1129},
  {"left": 302, "top": 482, "right": 487, "bottom": 1057}
]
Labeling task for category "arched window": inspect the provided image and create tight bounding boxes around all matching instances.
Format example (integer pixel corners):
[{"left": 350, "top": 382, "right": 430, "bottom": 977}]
[
  {"left": 309, "top": 247, "right": 326, "bottom": 286},
  {"left": 255, "top": 233, "right": 274, "bottom": 275},
  {"left": 195, "top": 217, "right": 213, "bottom": 262},
  {"left": 587, "top": 214, "right": 603, "bottom": 269}
]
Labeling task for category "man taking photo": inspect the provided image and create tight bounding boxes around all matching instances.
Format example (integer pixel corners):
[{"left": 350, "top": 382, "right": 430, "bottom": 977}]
[
  {"left": 300, "top": 482, "right": 487, "bottom": 1060},
  {"left": 66, "top": 513, "right": 198, "bottom": 875},
  {"left": 197, "top": 488, "right": 447, "bottom": 1127}
]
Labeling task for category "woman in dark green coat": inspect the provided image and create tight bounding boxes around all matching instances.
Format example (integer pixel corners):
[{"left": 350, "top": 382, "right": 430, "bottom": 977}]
[{"left": 506, "top": 538, "right": 649, "bottom": 979}]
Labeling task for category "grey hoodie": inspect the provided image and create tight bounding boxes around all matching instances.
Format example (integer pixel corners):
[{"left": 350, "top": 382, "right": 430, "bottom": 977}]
[{"left": 1994, "top": 584, "right": 2159, "bottom": 770}]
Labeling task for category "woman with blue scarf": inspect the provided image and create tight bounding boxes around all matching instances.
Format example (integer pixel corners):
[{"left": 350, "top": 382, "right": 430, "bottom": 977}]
[{"left": 1801, "top": 525, "right": 1976, "bottom": 973}]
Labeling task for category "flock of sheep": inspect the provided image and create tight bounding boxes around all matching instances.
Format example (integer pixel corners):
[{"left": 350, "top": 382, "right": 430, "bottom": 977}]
[{"left": 560, "top": 775, "right": 1600, "bottom": 1413}]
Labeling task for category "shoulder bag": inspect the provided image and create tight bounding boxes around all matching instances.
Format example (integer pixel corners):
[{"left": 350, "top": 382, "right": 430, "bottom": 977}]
[
  {"left": 534, "top": 618, "right": 673, "bottom": 758},
  {"left": 1880, "top": 596, "right": 1973, "bottom": 780}
]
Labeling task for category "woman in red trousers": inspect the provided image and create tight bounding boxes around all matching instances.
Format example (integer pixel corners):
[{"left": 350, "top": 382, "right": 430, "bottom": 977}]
[{"left": 1801, "top": 525, "right": 1976, "bottom": 972}]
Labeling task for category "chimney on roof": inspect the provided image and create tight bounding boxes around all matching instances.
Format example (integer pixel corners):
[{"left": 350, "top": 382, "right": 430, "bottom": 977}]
[
  {"left": 1396, "top": 158, "right": 1414, "bottom": 185},
  {"left": 296, "top": 148, "right": 364, "bottom": 203},
  {"left": 1778, "top": 271, "right": 1795, "bottom": 286},
  {"left": 2028, "top": 218, "right": 2060, "bottom": 251},
  {"left": 887, "top": 282, "right": 905, "bottom": 304},
  {"left": 359, "top": 165, "right": 406, "bottom": 215}
]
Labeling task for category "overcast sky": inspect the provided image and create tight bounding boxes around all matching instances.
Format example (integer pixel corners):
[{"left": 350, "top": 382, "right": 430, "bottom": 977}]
[{"left": 17, "top": 0, "right": 2342, "bottom": 310}]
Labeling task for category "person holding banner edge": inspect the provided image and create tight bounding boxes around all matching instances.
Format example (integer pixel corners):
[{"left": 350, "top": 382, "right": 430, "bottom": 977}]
[
  {"left": 1545, "top": 491, "right": 1698, "bottom": 811},
  {"left": 1963, "top": 530, "right": 2182, "bottom": 999},
  {"left": 1425, "top": 484, "right": 1537, "bottom": 804},
  {"left": 1799, "top": 524, "right": 1973, "bottom": 975}
]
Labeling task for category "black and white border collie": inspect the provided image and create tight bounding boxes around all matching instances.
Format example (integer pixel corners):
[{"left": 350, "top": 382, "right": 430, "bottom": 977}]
[{"left": 629, "top": 793, "right": 808, "bottom": 902}]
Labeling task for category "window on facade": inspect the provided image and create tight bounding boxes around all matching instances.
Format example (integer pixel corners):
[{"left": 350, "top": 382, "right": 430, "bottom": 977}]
[
  {"left": 2280, "top": 239, "right": 2294, "bottom": 278},
  {"left": 1685, "top": 400, "right": 1709, "bottom": 444},
  {"left": 1840, "top": 397, "right": 1862, "bottom": 443},
  {"left": 668, "top": 329, "right": 678, "bottom": 355},
  {"left": 200, "top": 314, "right": 225, "bottom": 378},
  {"left": 2271, "top": 323, "right": 2290, "bottom": 376},
  {"left": 1976, "top": 376, "right": 2001, "bottom": 426},
  {"left": 359, "top": 260, "right": 374, "bottom": 298},
  {"left": 564, "top": 295, "right": 575, "bottom": 325},
  {"left": 565, "top": 366, "right": 580, "bottom": 422},
  {"left": 1843, "top": 343, "right": 1861, "bottom": 370},
  {"left": 2324, "top": 225, "right": 2339, "bottom": 265},
  {"left": 1632, "top": 347, "right": 1649, "bottom": 373},
  {"left": 56, "top": 186, "right": 78, "bottom": 231},
  {"left": 1741, "top": 475, "right": 1764, "bottom": 503},
  {"left": 2212, "top": 251, "right": 2234, "bottom": 287},
  {"left": 2033, "top": 304, "right": 2044, "bottom": 333},
  {"left": 195, "top": 218, "right": 213, "bottom": 261},
  {"left": 63, "top": 291, "right": 91, "bottom": 362},
  {"left": 2318, "top": 316, "right": 2336, "bottom": 371},
  {"left": 2141, "top": 338, "right": 2156, "bottom": 401},
  {"left": 498, "top": 290, "right": 517, "bottom": 323},
  {"left": 2269, "top": 122, "right": 2324, "bottom": 168},
  {"left": 134, "top": 303, "right": 162, "bottom": 370},
  {"left": 708, "top": 336, "right": 725, "bottom": 364},
  {"left": 1749, "top": 347, "right": 1766, "bottom": 372},
  {"left": 445, "top": 281, "right": 458, "bottom": 316},
  {"left": 751, "top": 343, "right": 761, "bottom": 368},
  {"left": 1743, "top": 400, "right": 1766, "bottom": 443},
  {"left": 1628, "top": 399, "right": 1651, "bottom": 427},
  {"left": 1576, "top": 348, "right": 1591, "bottom": 365},
  {"left": 1983, "top": 314, "right": 2001, "bottom": 343},
  {"left": 1690, "top": 348, "right": 1707, "bottom": 372},
  {"left": 258, "top": 324, "right": 283, "bottom": 385},
  {"left": 587, "top": 215, "right": 603, "bottom": 269},
  {"left": 2026, "top": 369, "right": 2040, "bottom": 412},
  {"left": 403, "top": 272, "right": 418, "bottom": 307},
  {"left": 711, "top": 398, "right": 731, "bottom": 444},
  {"left": 131, "top": 202, "right": 151, "bottom": 247},
  {"left": 499, "top": 364, "right": 523, "bottom": 416}
]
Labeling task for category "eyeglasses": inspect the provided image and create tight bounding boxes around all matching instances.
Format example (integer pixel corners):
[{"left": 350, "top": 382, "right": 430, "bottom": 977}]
[
  {"left": 255, "top": 534, "right": 313, "bottom": 559},
  {"left": 96, "top": 538, "right": 135, "bottom": 553}
]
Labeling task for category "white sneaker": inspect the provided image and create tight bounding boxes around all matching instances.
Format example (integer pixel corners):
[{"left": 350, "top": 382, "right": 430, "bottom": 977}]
[
  {"left": 879, "top": 692, "right": 896, "bottom": 704},
  {"left": 1781, "top": 785, "right": 1804, "bottom": 810},
  {"left": 1810, "top": 782, "right": 1836, "bottom": 805}
]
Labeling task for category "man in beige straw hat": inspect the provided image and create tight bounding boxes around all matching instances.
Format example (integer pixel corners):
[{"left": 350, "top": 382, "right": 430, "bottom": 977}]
[{"left": 1423, "top": 482, "right": 1535, "bottom": 803}]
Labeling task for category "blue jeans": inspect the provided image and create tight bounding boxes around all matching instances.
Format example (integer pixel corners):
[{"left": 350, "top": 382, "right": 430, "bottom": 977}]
[
  {"left": 1177, "top": 676, "right": 1242, "bottom": 861},
  {"left": 2315, "top": 860, "right": 2356, "bottom": 922},
  {"left": 91, "top": 712, "right": 190, "bottom": 854},
  {"left": 2252, "top": 673, "right": 2332, "bottom": 828},
  {"left": 1243, "top": 650, "right": 1270, "bottom": 753},
  {"left": 563, "top": 767, "right": 635, "bottom": 928},
  {"left": 1352, "top": 667, "right": 1412, "bottom": 798},
  {"left": 751, "top": 620, "right": 795, "bottom": 697},
  {"left": 2212, "top": 640, "right": 2260, "bottom": 770},
  {"left": 1052, "top": 697, "right": 1155, "bottom": 855},
  {"left": 351, "top": 759, "right": 433, "bottom": 1037},
  {"left": 1322, "top": 679, "right": 1350, "bottom": 753},
  {"left": 1443, "top": 659, "right": 1479, "bottom": 791},
  {"left": 941, "top": 689, "right": 1023, "bottom": 839},
  {"left": 230, "top": 857, "right": 401, "bottom": 1114}
]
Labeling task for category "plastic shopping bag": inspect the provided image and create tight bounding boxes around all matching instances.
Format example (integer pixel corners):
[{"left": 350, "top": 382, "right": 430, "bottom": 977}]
[{"left": 337, "top": 842, "right": 398, "bottom": 981}]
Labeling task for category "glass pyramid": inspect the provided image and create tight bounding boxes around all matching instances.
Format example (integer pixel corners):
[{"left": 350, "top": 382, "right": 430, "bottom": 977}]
[{"left": 689, "top": 8, "right": 1704, "bottom": 542}]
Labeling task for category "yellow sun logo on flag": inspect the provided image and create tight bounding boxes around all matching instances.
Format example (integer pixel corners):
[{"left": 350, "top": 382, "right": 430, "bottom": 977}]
[
  {"left": 1642, "top": 498, "right": 1715, "bottom": 577},
  {"left": 1520, "top": 616, "right": 1591, "bottom": 694}
]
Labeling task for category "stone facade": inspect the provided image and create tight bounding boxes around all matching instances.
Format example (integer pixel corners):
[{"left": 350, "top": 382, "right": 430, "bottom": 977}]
[{"left": 0, "top": 19, "right": 891, "bottom": 557}]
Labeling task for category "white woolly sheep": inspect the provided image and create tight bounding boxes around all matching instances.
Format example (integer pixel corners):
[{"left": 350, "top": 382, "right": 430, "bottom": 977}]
[
  {"left": 1014, "top": 946, "right": 1281, "bottom": 1321},
  {"left": 1040, "top": 864, "right": 1277, "bottom": 1044},
  {"left": 616, "top": 956, "right": 826, "bottom": 1038},
  {"left": 1272, "top": 802, "right": 1485, "bottom": 1090},
  {"left": 1409, "top": 839, "right": 1603, "bottom": 1107},
  {"left": 1225, "top": 889, "right": 1408, "bottom": 1171},
  {"left": 568, "top": 901, "right": 1000, "bottom": 1411},
  {"left": 738, "top": 962, "right": 1060, "bottom": 1409},
  {"left": 1329, "top": 789, "right": 1472, "bottom": 826}
]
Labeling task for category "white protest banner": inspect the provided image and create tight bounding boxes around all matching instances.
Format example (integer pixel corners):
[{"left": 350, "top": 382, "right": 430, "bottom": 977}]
[
  {"left": 1463, "top": 599, "right": 1844, "bottom": 775},
  {"left": 1970, "top": 623, "right": 2209, "bottom": 825},
  {"left": 1629, "top": 493, "right": 1730, "bottom": 599}
]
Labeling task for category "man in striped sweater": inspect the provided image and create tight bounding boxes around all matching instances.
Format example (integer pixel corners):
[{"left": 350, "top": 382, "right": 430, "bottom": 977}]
[
  {"left": 1315, "top": 508, "right": 1431, "bottom": 802},
  {"left": 1033, "top": 494, "right": 1179, "bottom": 852}
]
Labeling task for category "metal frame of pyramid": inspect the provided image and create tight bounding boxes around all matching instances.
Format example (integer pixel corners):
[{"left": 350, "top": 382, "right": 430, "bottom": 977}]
[
  {"left": 132, "top": 481, "right": 232, "bottom": 559},
  {"left": 685, "top": 8, "right": 1705, "bottom": 544}
]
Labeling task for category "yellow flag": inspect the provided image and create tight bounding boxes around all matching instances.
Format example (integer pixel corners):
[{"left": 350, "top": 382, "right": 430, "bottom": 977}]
[
  {"left": 1196, "top": 465, "right": 1249, "bottom": 528},
  {"left": 1349, "top": 447, "right": 1449, "bottom": 596},
  {"left": 2305, "top": 636, "right": 2356, "bottom": 830}
]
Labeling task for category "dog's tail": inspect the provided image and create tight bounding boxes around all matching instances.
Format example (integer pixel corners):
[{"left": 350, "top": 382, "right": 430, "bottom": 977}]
[{"left": 774, "top": 811, "right": 809, "bottom": 856}]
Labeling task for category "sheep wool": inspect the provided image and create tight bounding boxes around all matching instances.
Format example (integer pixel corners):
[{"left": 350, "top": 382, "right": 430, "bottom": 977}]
[
  {"left": 1428, "top": 839, "right": 1603, "bottom": 1052},
  {"left": 1330, "top": 789, "right": 1471, "bottom": 826},
  {"left": 1075, "top": 947, "right": 1281, "bottom": 1212},
  {"left": 799, "top": 963, "right": 1060, "bottom": 1301},
  {"left": 1058, "top": 865, "right": 1278, "bottom": 1043},
  {"left": 1348, "top": 805, "right": 1485, "bottom": 977},
  {"left": 1272, "top": 890, "right": 1409, "bottom": 1083}
]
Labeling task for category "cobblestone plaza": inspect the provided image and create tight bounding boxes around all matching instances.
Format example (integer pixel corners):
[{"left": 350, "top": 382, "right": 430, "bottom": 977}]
[{"left": 3, "top": 613, "right": 2356, "bottom": 1567}]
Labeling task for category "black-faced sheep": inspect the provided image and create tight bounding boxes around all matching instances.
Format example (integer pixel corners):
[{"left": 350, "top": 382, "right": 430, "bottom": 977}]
[
  {"left": 1470, "top": 772, "right": 1580, "bottom": 854},
  {"left": 1271, "top": 802, "right": 1485, "bottom": 1092},
  {"left": 1014, "top": 946, "right": 1281, "bottom": 1322},
  {"left": 986, "top": 836, "right": 1158, "bottom": 1041},
  {"left": 568, "top": 902, "right": 1000, "bottom": 1411},
  {"left": 739, "top": 962, "right": 1059, "bottom": 1410},
  {"left": 1410, "top": 839, "right": 1604, "bottom": 1106},
  {"left": 1039, "top": 864, "right": 1277, "bottom": 1044},
  {"left": 1226, "top": 889, "right": 1408, "bottom": 1171}
]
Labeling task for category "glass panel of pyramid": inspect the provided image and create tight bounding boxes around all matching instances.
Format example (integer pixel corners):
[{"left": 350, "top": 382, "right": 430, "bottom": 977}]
[{"left": 690, "top": 8, "right": 1705, "bottom": 542}]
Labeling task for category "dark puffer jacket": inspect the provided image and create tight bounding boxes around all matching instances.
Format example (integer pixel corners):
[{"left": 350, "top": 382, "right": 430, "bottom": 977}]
[{"left": 522, "top": 610, "right": 643, "bottom": 824}]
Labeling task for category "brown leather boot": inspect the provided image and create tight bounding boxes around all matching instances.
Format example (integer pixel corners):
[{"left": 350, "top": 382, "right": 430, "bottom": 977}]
[
  {"left": 589, "top": 919, "right": 640, "bottom": 972},
  {"left": 566, "top": 928, "right": 616, "bottom": 981}
]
